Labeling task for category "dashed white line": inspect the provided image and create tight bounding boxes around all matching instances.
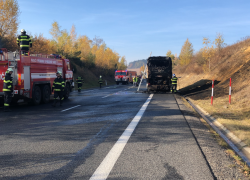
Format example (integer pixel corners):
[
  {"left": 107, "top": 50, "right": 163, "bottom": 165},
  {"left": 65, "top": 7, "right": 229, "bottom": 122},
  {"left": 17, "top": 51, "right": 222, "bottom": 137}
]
[
  {"left": 61, "top": 105, "right": 81, "bottom": 112},
  {"left": 90, "top": 94, "right": 154, "bottom": 180}
]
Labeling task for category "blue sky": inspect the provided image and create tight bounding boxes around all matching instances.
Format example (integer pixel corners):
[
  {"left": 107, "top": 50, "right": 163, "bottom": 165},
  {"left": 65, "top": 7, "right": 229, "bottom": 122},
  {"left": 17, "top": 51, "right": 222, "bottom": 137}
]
[{"left": 18, "top": 0, "right": 250, "bottom": 64}]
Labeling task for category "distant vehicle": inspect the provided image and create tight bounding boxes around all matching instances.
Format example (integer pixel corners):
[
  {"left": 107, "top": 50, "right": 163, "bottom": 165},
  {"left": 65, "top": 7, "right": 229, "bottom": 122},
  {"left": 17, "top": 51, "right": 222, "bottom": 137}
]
[
  {"left": 114, "top": 70, "right": 130, "bottom": 85},
  {"left": 0, "top": 48, "right": 74, "bottom": 105},
  {"left": 147, "top": 56, "right": 172, "bottom": 92},
  {"left": 127, "top": 71, "right": 137, "bottom": 84}
]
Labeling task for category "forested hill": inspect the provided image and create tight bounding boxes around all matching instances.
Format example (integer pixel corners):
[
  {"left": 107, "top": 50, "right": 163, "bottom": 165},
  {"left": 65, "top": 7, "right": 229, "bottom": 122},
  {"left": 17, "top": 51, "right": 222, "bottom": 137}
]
[{"left": 128, "top": 59, "right": 147, "bottom": 69}]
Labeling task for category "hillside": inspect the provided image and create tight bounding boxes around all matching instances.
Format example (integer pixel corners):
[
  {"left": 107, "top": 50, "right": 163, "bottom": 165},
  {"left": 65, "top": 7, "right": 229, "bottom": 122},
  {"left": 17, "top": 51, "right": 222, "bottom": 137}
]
[
  {"left": 72, "top": 62, "right": 116, "bottom": 89},
  {"left": 175, "top": 37, "right": 250, "bottom": 146},
  {"left": 128, "top": 59, "right": 147, "bottom": 69}
]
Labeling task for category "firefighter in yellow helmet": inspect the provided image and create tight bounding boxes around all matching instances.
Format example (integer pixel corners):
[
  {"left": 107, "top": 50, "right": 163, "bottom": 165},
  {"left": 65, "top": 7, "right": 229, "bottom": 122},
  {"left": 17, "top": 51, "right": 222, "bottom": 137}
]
[
  {"left": 3, "top": 68, "right": 14, "bottom": 112},
  {"left": 52, "top": 71, "right": 65, "bottom": 107}
]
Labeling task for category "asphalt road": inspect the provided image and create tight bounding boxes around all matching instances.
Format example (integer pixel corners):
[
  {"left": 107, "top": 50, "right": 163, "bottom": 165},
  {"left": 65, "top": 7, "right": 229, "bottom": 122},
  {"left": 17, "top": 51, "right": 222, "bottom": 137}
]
[{"left": 0, "top": 82, "right": 247, "bottom": 179}]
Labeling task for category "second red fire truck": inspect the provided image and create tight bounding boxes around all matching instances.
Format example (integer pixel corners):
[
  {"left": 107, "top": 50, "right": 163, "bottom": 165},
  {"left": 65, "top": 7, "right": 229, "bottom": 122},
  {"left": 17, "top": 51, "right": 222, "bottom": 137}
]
[
  {"left": 0, "top": 48, "right": 74, "bottom": 105},
  {"left": 114, "top": 70, "right": 137, "bottom": 85}
]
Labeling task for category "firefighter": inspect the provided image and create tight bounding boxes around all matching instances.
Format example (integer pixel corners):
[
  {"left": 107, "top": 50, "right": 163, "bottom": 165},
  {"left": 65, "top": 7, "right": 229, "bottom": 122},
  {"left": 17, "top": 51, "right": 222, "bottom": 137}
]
[
  {"left": 76, "top": 76, "right": 84, "bottom": 92},
  {"left": 171, "top": 74, "right": 178, "bottom": 93},
  {"left": 3, "top": 68, "right": 13, "bottom": 112},
  {"left": 52, "top": 71, "right": 65, "bottom": 107},
  {"left": 136, "top": 76, "right": 139, "bottom": 86},
  {"left": 17, "top": 29, "right": 32, "bottom": 55},
  {"left": 99, "top": 75, "right": 103, "bottom": 88},
  {"left": 133, "top": 77, "right": 136, "bottom": 86}
]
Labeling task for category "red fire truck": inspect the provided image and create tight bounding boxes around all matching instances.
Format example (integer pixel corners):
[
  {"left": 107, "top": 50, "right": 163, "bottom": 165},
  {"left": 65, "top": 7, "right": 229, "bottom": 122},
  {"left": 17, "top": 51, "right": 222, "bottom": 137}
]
[
  {"left": 0, "top": 48, "right": 74, "bottom": 105},
  {"left": 114, "top": 70, "right": 130, "bottom": 85}
]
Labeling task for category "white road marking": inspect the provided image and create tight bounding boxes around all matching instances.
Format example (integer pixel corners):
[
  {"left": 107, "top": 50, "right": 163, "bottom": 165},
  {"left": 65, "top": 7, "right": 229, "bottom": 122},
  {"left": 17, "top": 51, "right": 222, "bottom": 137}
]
[
  {"left": 61, "top": 105, "right": 81, "bottom": 112},
  {"left": 102, "top": 95, "right": 111, "bottom": 98},
  {"left": 90, "top": 94, "right": 154, "bottom": 180}
]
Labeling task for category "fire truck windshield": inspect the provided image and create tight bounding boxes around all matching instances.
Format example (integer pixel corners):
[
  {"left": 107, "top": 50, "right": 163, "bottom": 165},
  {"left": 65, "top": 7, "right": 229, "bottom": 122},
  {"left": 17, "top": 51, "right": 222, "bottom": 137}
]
[{"left": 115, "top": 72, "right": 126, "bottom": 75}]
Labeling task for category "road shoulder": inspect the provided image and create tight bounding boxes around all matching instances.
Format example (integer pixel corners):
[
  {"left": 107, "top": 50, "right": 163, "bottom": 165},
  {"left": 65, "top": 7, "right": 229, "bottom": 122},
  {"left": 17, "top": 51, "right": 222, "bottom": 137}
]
[{"left": 175, "top": 94, "right": 248, "bottom": 180}]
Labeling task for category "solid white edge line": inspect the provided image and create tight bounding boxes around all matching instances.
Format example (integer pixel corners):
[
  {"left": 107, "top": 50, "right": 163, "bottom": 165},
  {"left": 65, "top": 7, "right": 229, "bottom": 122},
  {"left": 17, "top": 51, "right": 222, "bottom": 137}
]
[
  {"left": 90, "top": 94, "right": 154, "bottom": 180},
  {"left": 61, "top": 105, "right": 81, "bottom": 112}
]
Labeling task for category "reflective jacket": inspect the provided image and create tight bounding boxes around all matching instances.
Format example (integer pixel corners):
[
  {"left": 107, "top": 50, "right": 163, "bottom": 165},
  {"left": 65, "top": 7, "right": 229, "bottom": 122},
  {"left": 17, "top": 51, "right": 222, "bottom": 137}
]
[
  {"left": 77, "top": 76, "right": 84, "bottom": 84},
  {"left": 136, "top": 77, "right": 139, "bottom": 82},
  {"left": 133, "top": 77, "right": 136, "bottom": 82},
  {"left": 171, "top": 77, "right": 178, "bottom": 85},
  {"left": 17, "top": 33, "right": 32, "bottom": 48},
  {"left": 3, "top": 71, "right": 13, "bottom": 92},
  {"left": 99, "top": 78, "right": 103, "bottom": 84},
  {"left": 52, "top": 77, "right": 65, "bottom": 92}
]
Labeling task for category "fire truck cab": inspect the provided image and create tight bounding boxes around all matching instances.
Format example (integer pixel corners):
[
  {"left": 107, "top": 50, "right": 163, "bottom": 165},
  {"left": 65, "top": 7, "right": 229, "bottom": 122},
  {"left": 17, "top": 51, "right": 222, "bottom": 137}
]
[
  {"left": 0, "top": 48, "right": 74, "bottom": 105},
  {"left": 115, "top": 70, "right": 129, "bottom": 85}
]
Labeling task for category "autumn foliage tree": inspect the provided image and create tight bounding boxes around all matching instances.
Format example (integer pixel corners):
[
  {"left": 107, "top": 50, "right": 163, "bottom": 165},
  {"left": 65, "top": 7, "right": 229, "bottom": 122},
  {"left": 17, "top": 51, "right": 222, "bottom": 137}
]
[
  {"left": 166, "top": 50, "right": 175, "bottom": 61},
  {"left": 0, "top": 0, "right": 20, "bottom": 50},
  {"left": 48, "top": 21, "right": 126, "bottom": 75},
  {"left": 179, "top": 38, "right": 193, "bottom": 65}
]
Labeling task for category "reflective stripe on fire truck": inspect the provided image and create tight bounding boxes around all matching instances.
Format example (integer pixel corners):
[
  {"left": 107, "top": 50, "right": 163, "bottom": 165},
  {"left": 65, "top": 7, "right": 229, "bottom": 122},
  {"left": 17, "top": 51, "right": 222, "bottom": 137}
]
[{"left": 31, "top": 73, "right": 57, "bottom": 79}]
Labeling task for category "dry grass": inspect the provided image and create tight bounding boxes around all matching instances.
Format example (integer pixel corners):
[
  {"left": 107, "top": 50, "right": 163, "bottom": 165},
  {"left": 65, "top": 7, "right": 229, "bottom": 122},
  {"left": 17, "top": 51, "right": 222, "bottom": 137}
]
[{"left": 194, "top": 97, "right": 250, "bottom": 146}]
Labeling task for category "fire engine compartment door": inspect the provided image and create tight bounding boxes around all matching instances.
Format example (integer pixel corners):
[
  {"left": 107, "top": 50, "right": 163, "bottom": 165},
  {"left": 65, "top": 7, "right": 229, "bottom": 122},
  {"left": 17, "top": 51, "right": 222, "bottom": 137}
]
[
  {"left": 23, "top": 66, "right": 30, "bottom": 90},
  {"left": 57, "top": 67, "right": 63, "bottom": 76}
]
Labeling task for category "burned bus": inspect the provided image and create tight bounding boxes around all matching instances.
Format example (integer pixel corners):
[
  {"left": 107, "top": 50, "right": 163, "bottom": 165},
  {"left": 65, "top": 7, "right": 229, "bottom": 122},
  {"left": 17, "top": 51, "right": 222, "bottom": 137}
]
[{"left": 147, "top": 56, "right": 172, "bottom": 92}]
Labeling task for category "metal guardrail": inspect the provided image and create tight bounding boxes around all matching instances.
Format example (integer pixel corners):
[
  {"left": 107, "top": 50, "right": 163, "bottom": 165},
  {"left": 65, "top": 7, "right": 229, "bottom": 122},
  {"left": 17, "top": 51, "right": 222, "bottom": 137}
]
[{"left": 185, "top": 97, "right": 250, "bottom": 167}]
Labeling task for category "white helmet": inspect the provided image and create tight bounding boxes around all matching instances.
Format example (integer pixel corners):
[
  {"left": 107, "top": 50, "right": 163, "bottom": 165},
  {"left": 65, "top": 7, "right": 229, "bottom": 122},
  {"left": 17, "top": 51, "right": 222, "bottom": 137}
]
[
  {"left": 7, "top": 68, "right": 14, "bottom": 72},
  {"left": 56, "top": 71, "right": 62, "bottom": 75},
  {"left": 21, "top": 29, "right": 26, "bottom": 33},
  {"left": 100, "top": 75, "right": 102, "bottom": 78}
]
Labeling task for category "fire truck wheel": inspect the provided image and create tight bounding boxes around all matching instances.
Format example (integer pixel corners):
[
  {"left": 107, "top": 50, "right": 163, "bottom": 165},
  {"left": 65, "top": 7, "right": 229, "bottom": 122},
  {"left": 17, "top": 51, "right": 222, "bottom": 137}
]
[
  {"left": 42, "top": 85, "right": 50, "bottom": 103},
  {"left": 64, "top": 84, "right": 70, "bottom": 99},
  {"left": 33, "top": 86, "right": 42, "bottom": 105}
]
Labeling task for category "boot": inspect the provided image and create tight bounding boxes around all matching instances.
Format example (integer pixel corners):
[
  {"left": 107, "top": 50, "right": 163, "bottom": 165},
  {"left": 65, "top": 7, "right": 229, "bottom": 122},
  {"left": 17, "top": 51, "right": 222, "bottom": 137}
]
[{"left": 60, "top": 100, "right": 63, "bottom": 106}]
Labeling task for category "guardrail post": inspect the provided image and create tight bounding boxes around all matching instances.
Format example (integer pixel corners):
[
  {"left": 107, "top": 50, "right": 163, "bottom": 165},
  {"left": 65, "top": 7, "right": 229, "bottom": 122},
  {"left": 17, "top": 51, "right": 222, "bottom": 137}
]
[
  {"left": 229, "top": 78, "right": 231, "bottom": 104},
  {"left": 211, "top": 80, "right": 214, "bottom": 105}
]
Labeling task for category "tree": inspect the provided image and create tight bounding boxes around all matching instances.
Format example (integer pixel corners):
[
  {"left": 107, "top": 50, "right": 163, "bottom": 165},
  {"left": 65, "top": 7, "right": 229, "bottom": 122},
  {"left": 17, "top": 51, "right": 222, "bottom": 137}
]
[
  {"left": 0, "top": 0, "right": 20, "bottom": 49},
  {"left": 30, "top": 34, "right": 56, "bottom": 54},
  {"left": 166, "top": 50, "right": 175, "bottom": 61},
  {"left": 202, "top": 37, "right": 215, "bottom": 72},
  {"left": 49, "top": 21, "right": 61, "bottom": 42},
  {"left": 140, "top": 65, "right": 145, "bottom": 75},
  {"left": 214, "top": 33, "right": 225, "bottom": 51},
  {"left": 118, "top": 56, "right": 127, "bottom": 70},
  {"left": 93, "top": 36, "right": 104, "bottom": 47},
  {"left": 0, "top": 0, "right": 20, "bottom": 37},
  {"left": 179, "top": 38, "right": 193, "bottom": 65}
]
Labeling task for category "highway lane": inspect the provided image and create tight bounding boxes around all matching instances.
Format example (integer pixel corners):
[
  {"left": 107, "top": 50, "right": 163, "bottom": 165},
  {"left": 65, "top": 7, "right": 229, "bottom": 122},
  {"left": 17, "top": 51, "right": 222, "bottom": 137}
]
[{"left": 0, "top": 83, "right": 246, "bottom": 179}]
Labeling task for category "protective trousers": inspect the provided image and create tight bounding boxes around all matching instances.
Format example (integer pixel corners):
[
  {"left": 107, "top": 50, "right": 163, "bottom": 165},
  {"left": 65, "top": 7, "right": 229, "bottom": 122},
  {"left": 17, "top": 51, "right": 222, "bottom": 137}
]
[
  {"left": 171, "top": 84, "right": 177, "bottom": 93},
  {"left": 4, "top": 92, "right": 12, "bottom": 111},
  {"left": 53, "top": 91, "right": 64, "bottom": 106},
  {"left": 99, "top": 83, "right": 102, "bottom": 88},
  {"left": 21, "top": 47, "right": 29, "bottom": 55},
  {"left": 78, "top": 83, "right": 82, "bottom": 92}
]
